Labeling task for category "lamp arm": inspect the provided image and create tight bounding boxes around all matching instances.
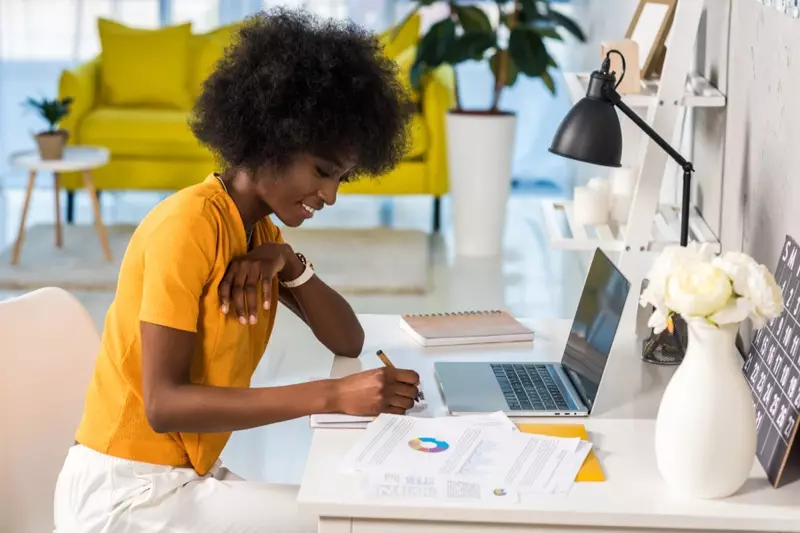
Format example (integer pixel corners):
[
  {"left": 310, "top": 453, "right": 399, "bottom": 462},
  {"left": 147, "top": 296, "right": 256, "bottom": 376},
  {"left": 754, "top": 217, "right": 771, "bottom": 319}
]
[
  {"left": 603, "top": 87, "right": 693, "bottom": 172},
  {"left": 603, "top": 85, "right": 693, "bottom": 247}
]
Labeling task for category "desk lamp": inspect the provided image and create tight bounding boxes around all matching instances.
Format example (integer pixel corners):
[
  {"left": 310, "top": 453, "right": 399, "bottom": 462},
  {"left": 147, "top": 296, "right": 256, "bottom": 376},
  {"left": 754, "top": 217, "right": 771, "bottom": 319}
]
[{"left": 549, "top": 50, "right": 691, "bottom": 365}]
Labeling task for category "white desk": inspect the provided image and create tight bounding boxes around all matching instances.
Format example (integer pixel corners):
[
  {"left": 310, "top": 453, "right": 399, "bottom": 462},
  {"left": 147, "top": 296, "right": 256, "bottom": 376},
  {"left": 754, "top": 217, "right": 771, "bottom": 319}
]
[{"left": 297, "top": 315, "right": 800, "bottom": 533}]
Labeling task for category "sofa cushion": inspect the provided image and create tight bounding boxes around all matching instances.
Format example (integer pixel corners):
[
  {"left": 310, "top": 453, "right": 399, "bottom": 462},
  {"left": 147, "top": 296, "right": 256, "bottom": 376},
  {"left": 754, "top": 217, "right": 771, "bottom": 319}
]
[
  {"left": 80, "top": 108, "right": 426, "bottom": 161},
  {"left": 378, "top": 13, "right": 419, "bottom": 61},
  {"left": 80, "top": 108, "right": 211, "bottom": 160},
  {"left": 191, "top": 23, "right": 242, "bottom": 99},
  {"left": 97, "top": 18, "right": 194, "bottom": 110}
]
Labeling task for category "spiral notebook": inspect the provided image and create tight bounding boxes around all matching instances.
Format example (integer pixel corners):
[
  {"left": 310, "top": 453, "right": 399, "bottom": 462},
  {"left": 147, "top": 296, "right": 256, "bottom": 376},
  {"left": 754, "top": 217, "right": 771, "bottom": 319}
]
[{"left": 399, "top": 310, "right": 533, "bottom": 347}]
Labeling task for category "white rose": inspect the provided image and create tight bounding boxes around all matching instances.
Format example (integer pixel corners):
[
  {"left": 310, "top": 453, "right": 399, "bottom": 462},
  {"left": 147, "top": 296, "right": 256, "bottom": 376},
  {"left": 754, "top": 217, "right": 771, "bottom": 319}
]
[
  {"left": 745, "top": 263, "right": 783, "bottom": 327},
  {"left": 641, "top": 243, "right": 714, "bottom": 311},
  {"left": 708, "top": 296, "right": 752, "bottom": 326},
  {"left": 711, "top": 252, "right": 759, "bottom": 297},
  {"left": 665, "top": 259, "right": 733, "bottom": 318}
]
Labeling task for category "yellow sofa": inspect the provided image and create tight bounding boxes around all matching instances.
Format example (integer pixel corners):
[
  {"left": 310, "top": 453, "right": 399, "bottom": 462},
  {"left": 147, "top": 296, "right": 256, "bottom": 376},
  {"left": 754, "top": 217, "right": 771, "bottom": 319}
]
[{"left": 57, "top": 18, "right": 454, "bottom": 229}]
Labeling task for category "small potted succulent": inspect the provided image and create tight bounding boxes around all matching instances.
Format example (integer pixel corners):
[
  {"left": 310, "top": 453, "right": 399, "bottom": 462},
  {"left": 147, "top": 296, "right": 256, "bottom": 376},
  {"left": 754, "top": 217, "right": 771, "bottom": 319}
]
[{"left": 23, "top": 96, "right": 73, "bottom": 160}]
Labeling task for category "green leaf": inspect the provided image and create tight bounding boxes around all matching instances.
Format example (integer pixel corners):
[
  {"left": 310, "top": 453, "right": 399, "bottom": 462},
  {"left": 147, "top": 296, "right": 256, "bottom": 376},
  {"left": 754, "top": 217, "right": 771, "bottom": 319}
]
[
  {"left": 547, "top": 55, "right": 558, "bottom": 68},
  {"left": 535, "top": 27, "right": 563, "bottom": 41},
  {"left": 409, "top": 59, "right": 426, "bottom": 91},
  {"left": 547, "top": 8, "right": 586, "bottom": 42},
  {"left": 448, "top": 31, "right": 496, "bottom": 63},
  {"left": 489, "top": 50, "right": 519, "bottom": 87},
  {"left": 508, "top": 27, "right": 548, "bottom": 78},
  {"left": 454, "top": 5, "right": 492, "bottom": 33},
  {"left": 416, "top": 18, "right": 456, "bottom": 68},
  {"left": 540, "top": 70, "right": 556, "bottom": 95}
]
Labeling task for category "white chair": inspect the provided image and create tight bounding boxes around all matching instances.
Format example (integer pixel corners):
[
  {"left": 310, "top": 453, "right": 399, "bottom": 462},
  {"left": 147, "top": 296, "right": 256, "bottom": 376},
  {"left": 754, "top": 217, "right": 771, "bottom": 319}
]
[{"left": 0, "top": 288, "right": 100, "bottom": 532}]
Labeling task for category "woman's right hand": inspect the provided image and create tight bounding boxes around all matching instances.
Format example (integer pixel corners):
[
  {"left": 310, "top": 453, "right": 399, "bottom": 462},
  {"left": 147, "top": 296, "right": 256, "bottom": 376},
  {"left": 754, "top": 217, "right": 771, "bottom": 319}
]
[{"left": 332, "top": 367, "right": 420, "bottom": 416}]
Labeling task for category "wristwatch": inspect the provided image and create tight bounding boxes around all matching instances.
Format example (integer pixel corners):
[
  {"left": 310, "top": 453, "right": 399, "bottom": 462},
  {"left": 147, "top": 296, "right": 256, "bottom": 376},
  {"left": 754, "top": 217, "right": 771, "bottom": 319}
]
[{"left": 280, "top": 252, "right": 315, "bottom": 288}]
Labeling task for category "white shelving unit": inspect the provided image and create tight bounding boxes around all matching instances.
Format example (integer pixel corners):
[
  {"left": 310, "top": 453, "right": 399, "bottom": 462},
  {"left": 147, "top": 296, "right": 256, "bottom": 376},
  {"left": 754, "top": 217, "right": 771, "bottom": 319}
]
[
  {"left": 540, "top": 0, "right": 727, "bottom": 342},
  {"left": 541, "top": 199, "right": 720, "bottom": 253},
  {"left": 561, "top": 72, "right": 726, "bottom": 109}
]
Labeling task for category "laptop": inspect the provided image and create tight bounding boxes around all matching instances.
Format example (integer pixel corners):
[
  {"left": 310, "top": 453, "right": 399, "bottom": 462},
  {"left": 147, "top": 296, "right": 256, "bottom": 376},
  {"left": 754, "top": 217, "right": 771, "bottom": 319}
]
[{"left": 434, "top": 248, "right": 630, "bottom": 417}]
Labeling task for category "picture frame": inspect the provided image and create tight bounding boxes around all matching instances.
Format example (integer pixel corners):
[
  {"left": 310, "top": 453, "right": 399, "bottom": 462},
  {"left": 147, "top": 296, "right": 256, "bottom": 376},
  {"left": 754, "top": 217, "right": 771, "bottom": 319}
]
[{"left": 625, "top": 0, "right": 677, "bottom": 79}]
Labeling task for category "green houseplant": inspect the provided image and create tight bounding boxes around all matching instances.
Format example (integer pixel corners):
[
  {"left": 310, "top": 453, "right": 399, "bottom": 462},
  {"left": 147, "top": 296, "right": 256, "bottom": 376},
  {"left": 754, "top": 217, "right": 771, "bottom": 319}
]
[
  {"left": 399, "top": 0, "right": 584, "bottom": 256},
  {"left": 23, "top": 96, "right": 73, "bottom": 160}
]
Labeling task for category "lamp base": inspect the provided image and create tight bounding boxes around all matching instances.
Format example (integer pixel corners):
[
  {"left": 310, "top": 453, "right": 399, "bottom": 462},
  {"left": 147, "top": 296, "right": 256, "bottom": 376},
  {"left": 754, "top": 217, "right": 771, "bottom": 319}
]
[{"left": 641, "top": 314, "right": 688, "bottom": 365}]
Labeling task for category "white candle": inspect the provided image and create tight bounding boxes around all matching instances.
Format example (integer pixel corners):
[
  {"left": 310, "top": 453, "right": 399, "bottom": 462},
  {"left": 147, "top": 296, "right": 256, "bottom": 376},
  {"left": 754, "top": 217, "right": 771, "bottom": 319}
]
[
  {"left": 573, "top": 184, "right": 609, "bottom": 226},
  {"left": 610, "top": 167, "right": 637, "bottom": 223},
  {"left": 587, "top": 177, "right": 611, "bottom": 211},
  {"left": 611, "top": 193, "right": 632, "bottom": 223},
  {"left": 611, "top": 166, "right": 637, "bottom": 196}
]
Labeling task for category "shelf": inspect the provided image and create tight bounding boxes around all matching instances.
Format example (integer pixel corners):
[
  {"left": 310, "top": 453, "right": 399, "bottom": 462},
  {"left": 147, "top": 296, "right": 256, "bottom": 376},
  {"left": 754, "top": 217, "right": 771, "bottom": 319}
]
[
  {"left": 541, "top": 199, "right": 720, "bottom": 253},
  {"left": 562, "top": 72, "right": 727, "bottom": 109}
]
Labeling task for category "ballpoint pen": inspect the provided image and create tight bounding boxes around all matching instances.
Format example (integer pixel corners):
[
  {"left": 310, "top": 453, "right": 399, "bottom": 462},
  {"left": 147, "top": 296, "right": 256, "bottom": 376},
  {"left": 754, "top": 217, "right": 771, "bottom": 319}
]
[{"left": 376, "top": 350, "right": 424, "bottom": 401}]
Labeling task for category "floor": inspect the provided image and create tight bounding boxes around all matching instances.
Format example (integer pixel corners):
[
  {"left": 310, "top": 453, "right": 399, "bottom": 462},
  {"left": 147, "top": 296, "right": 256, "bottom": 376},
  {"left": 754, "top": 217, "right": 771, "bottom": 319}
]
[{"left": 0, "top": 184, "right": 591, "bottom": 485}]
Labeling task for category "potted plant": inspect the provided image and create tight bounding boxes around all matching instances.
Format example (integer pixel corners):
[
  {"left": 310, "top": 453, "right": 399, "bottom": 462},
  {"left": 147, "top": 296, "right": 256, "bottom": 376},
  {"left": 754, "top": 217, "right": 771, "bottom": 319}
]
[
  {"left": 405, "top": 0, "right": 584, "bottom": 256},
  {"left": 23, "top": 96, "right": 73, "bottom": 160},
  {"left": 640, "top": 244, "right": 783, "bottom": 498}
]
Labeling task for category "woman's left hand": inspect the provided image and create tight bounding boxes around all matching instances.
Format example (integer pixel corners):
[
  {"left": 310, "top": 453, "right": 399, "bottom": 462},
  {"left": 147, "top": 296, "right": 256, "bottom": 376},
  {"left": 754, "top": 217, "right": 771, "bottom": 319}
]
[{"left": 219, "top": 243, "right": 299, "bottom": 325}]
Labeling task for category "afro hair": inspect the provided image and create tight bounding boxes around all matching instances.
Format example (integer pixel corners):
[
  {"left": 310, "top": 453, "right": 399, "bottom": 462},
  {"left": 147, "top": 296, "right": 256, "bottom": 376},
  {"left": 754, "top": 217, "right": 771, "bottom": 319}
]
[{"left": 189, "top": 8, "right": 412, "bottom": 180}]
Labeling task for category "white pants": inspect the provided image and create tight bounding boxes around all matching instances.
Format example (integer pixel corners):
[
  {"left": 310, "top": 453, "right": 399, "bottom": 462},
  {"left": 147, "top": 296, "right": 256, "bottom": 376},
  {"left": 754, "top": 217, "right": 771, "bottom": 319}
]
[{"left": 54, "top": 445, "right": 317, "bottom": 533}]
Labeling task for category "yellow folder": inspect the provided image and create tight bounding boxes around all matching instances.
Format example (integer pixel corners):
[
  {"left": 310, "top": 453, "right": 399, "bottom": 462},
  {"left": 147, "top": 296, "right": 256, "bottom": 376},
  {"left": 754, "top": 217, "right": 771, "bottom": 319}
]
[{"left": 517, "top": 423, "right": 605, "bottom": 482}]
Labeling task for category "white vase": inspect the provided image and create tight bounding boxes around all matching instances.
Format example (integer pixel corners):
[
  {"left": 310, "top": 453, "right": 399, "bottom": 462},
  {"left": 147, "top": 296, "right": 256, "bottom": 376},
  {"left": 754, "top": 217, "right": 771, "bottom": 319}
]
[
  {"left": 445, "top": 112, "right": 516, "bottom": 257},
  {"left": 655, "top": 320, "right": 757, "bottom": 499}
]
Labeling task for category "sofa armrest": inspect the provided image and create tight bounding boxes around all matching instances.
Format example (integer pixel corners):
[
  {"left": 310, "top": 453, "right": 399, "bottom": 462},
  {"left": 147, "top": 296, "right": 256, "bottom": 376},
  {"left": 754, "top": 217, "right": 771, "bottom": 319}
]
[
  {"left": 58, "top": 57, "right": 100, "bottom": 143},
  {"left": 421, "top": 65, "right": 456, "bottom": 197}
]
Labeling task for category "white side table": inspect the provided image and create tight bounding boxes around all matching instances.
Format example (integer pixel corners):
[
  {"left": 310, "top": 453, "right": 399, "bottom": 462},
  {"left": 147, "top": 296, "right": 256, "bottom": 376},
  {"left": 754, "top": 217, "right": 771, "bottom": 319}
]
[{"left": 8, "top": 146, "right": 112, "bottom": 265}]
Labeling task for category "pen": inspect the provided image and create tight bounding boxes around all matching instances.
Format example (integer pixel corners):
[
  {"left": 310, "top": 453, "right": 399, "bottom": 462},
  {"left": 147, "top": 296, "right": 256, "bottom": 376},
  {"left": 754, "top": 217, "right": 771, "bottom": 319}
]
[{"left": 376, "top": 350, "right": 424, "bottom": 402}]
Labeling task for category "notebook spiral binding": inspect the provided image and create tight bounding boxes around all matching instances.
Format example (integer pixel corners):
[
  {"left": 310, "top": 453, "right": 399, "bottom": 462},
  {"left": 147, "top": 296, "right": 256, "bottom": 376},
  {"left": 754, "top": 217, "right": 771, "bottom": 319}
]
[{"left": 404, "top": 310, "right": 504, "bottom": 318}]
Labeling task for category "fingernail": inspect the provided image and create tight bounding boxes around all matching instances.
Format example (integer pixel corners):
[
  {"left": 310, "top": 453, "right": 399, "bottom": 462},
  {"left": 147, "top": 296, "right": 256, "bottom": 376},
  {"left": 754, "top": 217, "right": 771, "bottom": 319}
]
[
  {"left": 263, "top": 300, "right": 270, "bottom": 310},
  {"left": 249, "top": 315, "right": 257, "bottom": 325},
  {"left": 221, "top": 304, "right": 228, "bottom": 313},
  {"left": 239, "top": 316, "right": 247, "bottom": 325}
]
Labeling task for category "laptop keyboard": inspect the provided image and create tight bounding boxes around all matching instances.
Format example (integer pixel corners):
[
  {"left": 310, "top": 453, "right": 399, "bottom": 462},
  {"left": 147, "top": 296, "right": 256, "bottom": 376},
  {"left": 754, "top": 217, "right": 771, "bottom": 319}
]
[{"left": 491, "top": 364, "right": 570, "bottom": 412}]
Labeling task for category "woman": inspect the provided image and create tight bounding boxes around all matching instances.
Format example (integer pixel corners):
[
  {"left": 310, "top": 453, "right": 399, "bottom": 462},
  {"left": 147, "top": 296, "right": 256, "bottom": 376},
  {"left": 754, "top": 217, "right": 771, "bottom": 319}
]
[{"left": 54, "top": 9, "right": 419, "bottom": 533}]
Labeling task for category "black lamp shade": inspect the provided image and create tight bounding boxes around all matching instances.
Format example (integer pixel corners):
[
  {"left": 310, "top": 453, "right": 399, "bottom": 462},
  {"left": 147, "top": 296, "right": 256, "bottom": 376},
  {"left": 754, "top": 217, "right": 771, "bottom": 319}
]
[{"left": 549, "top": 95, "right": 623, "bottom": 168}]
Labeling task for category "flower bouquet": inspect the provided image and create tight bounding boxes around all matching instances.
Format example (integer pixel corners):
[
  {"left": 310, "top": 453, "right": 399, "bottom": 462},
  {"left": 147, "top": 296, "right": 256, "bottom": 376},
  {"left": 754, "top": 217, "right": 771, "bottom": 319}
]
[
  {"left": 640, "top": 243, "right": 784, "bottom": 499},
  {"left": 640, "top": 243, "right": 783, "bottom": 332}
]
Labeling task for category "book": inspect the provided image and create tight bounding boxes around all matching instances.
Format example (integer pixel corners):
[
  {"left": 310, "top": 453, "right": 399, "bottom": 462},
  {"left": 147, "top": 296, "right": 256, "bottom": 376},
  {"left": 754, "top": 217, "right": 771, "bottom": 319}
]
[{"left": 399, "top": 310, "right": 533, "bottom": 347}]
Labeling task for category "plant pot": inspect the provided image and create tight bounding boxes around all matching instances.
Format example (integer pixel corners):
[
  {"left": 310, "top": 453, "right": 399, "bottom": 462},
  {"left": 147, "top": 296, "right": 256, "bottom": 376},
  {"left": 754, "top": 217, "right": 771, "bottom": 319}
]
[
  {"left": 35, "top": 130, "right": 69, "bottom": 160},
  {"left": 655, "top": 320, "right": 757, "bottom": 499},
  {"left": 446, "top": 111, "right": 516, "bottom": 257}
]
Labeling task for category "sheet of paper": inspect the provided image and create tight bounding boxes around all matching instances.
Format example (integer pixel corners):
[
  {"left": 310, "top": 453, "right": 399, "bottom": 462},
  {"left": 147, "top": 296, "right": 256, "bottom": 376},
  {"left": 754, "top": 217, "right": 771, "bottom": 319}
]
[
  {"left": 362, "top": 472, "right": 520, "bottom": 503},
  {"left": 544, "top": 440, "right": 593, "bottom": 494},
  {"left": 454, "top": 430, "right": 581, "bottom": 493},
  {"left": 341, "top": 413, "right": 512, "bottom": 475}
]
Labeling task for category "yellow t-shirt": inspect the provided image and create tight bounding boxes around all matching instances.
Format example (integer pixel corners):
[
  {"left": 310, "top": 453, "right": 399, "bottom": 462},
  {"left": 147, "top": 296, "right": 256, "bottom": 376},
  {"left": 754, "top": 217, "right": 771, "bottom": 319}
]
[{"left": 76, "top": 174, "right": 282, "bottom": 475}]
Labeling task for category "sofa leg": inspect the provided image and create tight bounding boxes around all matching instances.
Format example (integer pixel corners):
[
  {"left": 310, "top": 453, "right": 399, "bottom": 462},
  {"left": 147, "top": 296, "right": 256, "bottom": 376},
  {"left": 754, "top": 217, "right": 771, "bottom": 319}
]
[
  {"left": 66, "top": 191, "right": 75, "bottom": 224},
  {"left": 432, "top": 196, "right": 442, "bottom": 233}
]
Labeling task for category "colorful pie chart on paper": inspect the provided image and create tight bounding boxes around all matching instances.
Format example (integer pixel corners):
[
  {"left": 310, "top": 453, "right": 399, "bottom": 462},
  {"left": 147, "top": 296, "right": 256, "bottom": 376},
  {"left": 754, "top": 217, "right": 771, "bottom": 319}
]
[
  {"left": 407, "top": 437, "right": 450, "bottom": 453},
  {"left": 493, "top": 488, "right": 507, "bottom": 496}
]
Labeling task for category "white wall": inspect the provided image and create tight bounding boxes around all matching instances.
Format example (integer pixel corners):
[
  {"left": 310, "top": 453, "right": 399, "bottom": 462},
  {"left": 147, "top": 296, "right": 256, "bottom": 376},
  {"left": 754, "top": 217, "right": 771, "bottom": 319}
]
[{"left": 697, "top": 1, "right": 800, "bottom": 268}]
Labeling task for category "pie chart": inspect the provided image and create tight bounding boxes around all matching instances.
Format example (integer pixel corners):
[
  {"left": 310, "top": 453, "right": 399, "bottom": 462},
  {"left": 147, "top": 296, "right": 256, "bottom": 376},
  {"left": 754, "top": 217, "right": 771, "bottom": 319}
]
[{"left": 408, "top": 437, "right": 450, "bottom": 453}]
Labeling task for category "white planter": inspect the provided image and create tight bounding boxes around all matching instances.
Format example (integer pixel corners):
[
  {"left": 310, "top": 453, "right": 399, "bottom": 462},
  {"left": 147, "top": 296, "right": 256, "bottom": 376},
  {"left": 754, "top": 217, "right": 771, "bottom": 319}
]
[
  {"left": 446, "top": 112, "right": 516, "bottom": 257},
  {"left": 655, "top": 320, "right": 757, "bottom": 499}
]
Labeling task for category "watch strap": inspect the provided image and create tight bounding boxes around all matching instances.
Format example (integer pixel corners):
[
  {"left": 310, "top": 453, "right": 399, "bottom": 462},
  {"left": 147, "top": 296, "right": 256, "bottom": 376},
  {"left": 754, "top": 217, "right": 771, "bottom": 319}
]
[{"left": 280, "top": 253, "right": 315, "bottom": 288}]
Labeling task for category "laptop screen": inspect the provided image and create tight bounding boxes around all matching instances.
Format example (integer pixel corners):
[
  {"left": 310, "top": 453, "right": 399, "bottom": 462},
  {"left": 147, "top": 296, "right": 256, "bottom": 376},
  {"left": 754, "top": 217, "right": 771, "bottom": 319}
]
[{"left": 560, "top": 249, "right": 630, "bottom": 411}]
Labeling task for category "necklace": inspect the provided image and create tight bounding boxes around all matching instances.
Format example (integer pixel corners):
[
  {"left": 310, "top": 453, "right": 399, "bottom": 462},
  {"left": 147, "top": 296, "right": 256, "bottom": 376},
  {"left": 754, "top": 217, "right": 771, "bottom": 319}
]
[{"left": 216, "top": 175, "right": 253, "bottom": 247}]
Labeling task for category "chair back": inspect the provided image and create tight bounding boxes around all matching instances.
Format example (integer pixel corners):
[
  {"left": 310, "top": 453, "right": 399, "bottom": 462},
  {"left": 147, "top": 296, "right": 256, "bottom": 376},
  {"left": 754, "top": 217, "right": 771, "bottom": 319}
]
[{"left": 0, "top": 288, "right": 100, "bottom": 532}]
